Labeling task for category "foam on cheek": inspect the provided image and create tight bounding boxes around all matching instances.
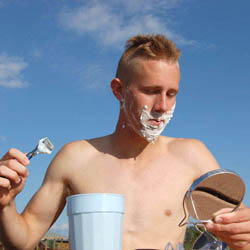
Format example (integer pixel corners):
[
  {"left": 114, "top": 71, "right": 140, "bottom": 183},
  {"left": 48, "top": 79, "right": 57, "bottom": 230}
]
[
  {"left": 120, "top": 86, "right": 175, "bottom": 142},
  {"left": 121, "top": 91, "right": 141, "bottom": 129},
  {"left": 139, "top": 104, "right": 175, "bottom": 143}
]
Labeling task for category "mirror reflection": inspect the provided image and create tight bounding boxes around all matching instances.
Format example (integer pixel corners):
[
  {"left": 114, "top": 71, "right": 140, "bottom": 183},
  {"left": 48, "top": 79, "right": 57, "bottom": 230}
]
[
  {"left": 184, "top": 169, "right": 245, "bottom": 222},
  {"left": 179, "top": 169, "right": 245, "bottom": 250}
]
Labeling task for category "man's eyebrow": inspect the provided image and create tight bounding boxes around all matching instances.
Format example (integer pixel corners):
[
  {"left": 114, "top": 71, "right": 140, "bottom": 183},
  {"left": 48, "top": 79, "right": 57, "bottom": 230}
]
[
  {"left": 143, "top": 85, "right": 162, "bottom": 89},
  {"left": 141, "top": 83, "right": 163, "bottom": 88},
  {"left": 169, "top": 88, "right": 179, "bottom": 93},
  {"left": 140, "top": 83, "right": 179, "bottom": 92}
]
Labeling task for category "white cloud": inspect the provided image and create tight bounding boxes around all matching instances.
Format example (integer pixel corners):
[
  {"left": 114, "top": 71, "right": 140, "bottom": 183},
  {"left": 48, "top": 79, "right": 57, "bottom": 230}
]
[
  {"left": 58, "top": 0, "right": 194, "bottom": 47},
  {"left": 117, "top": 0, "right": 183, "bottom": 13},
  {"left": 0, "top": 54, "right": 28, "bottom": 88},
  {"left": 59, "top": 3, "right": 114, "bottom": 34}
]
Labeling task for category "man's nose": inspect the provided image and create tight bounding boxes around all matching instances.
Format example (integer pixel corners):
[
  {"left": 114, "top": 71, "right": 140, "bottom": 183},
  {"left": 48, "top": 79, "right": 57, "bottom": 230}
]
[{"left": 154, "top": 94, "right": 169, "bottom": 113}]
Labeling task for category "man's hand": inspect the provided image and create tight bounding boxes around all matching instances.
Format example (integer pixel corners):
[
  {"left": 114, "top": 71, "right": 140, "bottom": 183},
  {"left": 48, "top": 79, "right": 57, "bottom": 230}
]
[
  {"left": 0, "top": 148, "right": 29, "bottom": 208},
  {"left": 205, "top": 207, "right": 250, "bottom": 250}
]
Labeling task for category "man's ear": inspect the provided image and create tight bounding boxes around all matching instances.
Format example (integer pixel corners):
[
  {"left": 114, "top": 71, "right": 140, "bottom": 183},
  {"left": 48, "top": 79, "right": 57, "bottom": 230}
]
[{"left": 111, "top": 78, "right": 125, "bottom": 102}]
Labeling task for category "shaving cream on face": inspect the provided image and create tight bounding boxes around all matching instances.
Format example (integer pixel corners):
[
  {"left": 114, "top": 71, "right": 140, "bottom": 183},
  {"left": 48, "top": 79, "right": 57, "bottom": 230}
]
[
  {"left": 121, "top": 88, "right": 175, "bottom": 143},
  {"left": 139, "top": 104, "right": 175, "bottom": 143}
]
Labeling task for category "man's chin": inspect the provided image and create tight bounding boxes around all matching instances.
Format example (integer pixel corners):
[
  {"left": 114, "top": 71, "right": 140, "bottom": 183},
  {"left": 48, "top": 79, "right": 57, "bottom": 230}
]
[{"left": 139, "top": 130, "right": 160, "bottom": 143}]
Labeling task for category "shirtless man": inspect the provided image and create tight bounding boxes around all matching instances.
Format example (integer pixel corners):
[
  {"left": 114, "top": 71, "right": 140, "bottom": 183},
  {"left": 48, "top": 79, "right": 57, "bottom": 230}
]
[{"left": 0, "top": 34, "right": 250, "bottom": 250}]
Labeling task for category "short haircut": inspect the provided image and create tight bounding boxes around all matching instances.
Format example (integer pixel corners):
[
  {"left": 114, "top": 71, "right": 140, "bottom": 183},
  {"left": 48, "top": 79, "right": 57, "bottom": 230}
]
[{"left": 116, "top": 34, "right": 181, "bottom": 83}]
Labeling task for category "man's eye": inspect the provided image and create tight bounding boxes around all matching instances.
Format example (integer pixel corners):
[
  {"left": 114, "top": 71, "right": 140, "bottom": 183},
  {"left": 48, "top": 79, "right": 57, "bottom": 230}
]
[
  {"left": 167, "top": 91, "right": 177, "bottom": 97},
  {"left": 143, "top": 89, "right": 159, "bottom": 94}
]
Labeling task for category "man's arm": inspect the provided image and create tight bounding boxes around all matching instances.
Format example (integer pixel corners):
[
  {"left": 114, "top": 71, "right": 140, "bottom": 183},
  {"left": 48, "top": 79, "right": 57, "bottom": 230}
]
[
  {"left": 174, "top": 138, "right": 221, "bottom": 176},
  {"left": 187, "top": 140, "right": 250, "bottom": 249},
  {"left": 0, "top": 144, "right": 72, "bottom": 250}
]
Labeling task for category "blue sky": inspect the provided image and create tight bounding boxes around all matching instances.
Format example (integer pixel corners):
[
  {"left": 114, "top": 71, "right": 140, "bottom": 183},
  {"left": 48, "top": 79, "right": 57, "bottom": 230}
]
[{"left": 0, "top": 0, "right": 249, "bottom": 236}]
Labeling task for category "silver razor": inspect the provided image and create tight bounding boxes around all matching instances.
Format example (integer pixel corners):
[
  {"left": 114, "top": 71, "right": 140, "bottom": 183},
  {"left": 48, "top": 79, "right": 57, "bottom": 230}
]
[{"left": 26, "top": 137, "right": 54, "bottom": 160}]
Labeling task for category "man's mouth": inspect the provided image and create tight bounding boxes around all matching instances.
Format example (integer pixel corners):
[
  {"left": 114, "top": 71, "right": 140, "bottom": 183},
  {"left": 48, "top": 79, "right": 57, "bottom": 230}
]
[{"left": 148, "top": 119, "right": 164, "bottom": 127}]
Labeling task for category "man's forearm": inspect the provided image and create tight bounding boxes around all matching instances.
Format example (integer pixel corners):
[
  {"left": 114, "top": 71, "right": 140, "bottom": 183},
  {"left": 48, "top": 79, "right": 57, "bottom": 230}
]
[{"left": 0, "top": 200, "right": 30, "bottom": 250}]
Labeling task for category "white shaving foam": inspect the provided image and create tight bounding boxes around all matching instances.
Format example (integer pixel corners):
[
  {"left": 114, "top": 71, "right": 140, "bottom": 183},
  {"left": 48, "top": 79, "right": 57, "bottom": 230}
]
[
  {"left": 139, "top": 104, "right": 175, "bottom": 143},
  {"left": 121, "top": 92, "right": 175, "bottom": 142}
]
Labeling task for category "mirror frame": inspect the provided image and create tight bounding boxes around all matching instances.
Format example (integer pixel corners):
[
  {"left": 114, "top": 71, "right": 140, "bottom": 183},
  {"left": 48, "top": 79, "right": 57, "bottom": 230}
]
[{"left": 179, "top": 169, "right": 245, "bottom": 226}]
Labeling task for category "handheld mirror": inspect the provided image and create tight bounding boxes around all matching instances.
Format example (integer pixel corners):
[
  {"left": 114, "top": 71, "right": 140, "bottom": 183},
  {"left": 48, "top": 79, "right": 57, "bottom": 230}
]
[{"left": 179, "top": 169, "right": 245, "bottom": 226}]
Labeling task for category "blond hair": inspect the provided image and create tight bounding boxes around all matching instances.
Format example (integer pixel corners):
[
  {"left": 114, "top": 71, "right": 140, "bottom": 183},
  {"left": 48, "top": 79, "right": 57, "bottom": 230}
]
[{"left": 116, "top": 34, "right": 181, "bottom": 83}]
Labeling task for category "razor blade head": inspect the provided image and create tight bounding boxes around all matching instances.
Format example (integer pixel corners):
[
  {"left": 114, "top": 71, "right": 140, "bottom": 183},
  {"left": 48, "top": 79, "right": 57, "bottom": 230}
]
[{"left": 37, "top": 137, "right": 54, "bottom": 155}]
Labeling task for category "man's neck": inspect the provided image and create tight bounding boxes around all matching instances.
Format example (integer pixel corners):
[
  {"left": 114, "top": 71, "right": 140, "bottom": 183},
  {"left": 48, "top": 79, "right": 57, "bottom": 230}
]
[{"left": 110, "top": 123, "right": 159, "bottom": 160}]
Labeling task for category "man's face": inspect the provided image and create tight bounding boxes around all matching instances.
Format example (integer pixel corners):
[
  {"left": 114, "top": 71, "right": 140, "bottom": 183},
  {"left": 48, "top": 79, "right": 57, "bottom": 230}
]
[{"left": 121, "top": 59, "right": 180, "bottom": 142}]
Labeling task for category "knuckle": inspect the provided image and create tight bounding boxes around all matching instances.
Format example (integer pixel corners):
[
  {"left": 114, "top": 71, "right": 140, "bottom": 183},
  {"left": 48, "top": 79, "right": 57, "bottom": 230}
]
[
  {"left": 230, "top": 224, "right": 240, "bottom": 234},
  {"left": 8, "top": 148, "right": 17, "bottom": 155},
  {"left": 18, "top": 166, "right": 26, "bottom": 175},
  {"left": 7, "top": 159, "right": 16, "bottom": 168},
  {"left": 0, "top": 177, "right": 10, "bottom": 188},
  {"left": 11, "top": 171, "right": 19, "bottom": 181},
  {"left": 214, "top": 224, "right": 222, "bottom": 232},
  {"left": 222, "top": 217, "right": 230, "bottom": 223},
  {"left": 239, "top": 211, "right": 248, "bottom": 221}
]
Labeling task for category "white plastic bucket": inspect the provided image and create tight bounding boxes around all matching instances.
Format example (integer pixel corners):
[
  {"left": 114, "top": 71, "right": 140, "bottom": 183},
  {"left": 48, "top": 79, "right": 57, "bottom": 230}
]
[{"left": 67, "top": 193, "right": 124, "bottom": 250}]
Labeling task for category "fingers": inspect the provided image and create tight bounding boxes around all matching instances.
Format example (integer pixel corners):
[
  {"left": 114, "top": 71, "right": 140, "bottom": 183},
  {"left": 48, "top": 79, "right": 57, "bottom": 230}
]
[
  {"left": 213, "top": 207, "right": 234, "bottom": 217},
  {"left": 206, "top": 208, "right": 250, "bottom": 250},
  {"left": 206, "top": 222, "right": 250, "bottom": 249},
  {"left": 214, "top": 208, "right": 250, "bottom": 224},
  {"left": 217, "top": 231, "right": 250, "bottom": 250},
  {"left": 0, "top": 176, "right": 11, "bottom": 189},
  {"left": 206, "top": 208, "right": 250, "bottom": 234},
  {"left": 0, "top": 148, "right": 29, "bottom": 188},
  {"left": 206, "top": 220, "right": 250, "bottom": 235},
  {"left": 1, "top": 148, "right": 30, "bottom": 166}
]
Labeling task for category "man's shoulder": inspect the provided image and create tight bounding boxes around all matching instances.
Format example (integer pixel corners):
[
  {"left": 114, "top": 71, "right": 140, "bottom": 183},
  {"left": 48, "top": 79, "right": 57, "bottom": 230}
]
[
  {"left": 161, "top": 136, "right": 220, "bottom": 173},
  {"left": 43, "top": 137, "right": 111, "bottom": 186},
  {"left": 58, "top": 140, "right": 91, "bottom": 157},
  {"left": 166, "top": 137, "right": 207, "bottom": 159},
  {"left": 46, "top": 140, "right": 93, "bottom": 171},
  {"left": 59, "top": 136, "right": 109, "bottom": 159},
  {"left": 161, "top": 136, "right": 204, "bottom": 151}
]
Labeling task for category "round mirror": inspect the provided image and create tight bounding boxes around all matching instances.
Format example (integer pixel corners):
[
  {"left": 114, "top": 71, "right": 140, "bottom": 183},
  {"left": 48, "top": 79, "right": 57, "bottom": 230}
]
[{"left": 182, "top": 169, "right": 245, "bottom": 223}]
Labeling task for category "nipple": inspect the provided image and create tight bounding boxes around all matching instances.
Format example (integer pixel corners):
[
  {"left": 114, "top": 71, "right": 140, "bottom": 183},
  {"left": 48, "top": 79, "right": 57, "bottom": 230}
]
[{"left": 164, "top": 209, "right": 172, "bottom": 216}]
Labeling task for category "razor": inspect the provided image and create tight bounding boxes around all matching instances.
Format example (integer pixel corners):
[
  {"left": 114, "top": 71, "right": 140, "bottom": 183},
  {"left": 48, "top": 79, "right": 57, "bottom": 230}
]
[{"left": 26, "top": 137, "right": 54, "bottom": 160}]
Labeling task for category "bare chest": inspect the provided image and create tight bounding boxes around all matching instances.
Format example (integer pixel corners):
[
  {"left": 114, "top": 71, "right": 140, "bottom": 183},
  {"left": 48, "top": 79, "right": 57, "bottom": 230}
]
[{"left": 67, "top": 155, "right": 195, "bottom": 249}]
